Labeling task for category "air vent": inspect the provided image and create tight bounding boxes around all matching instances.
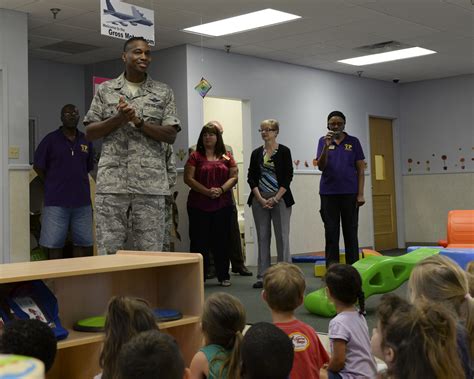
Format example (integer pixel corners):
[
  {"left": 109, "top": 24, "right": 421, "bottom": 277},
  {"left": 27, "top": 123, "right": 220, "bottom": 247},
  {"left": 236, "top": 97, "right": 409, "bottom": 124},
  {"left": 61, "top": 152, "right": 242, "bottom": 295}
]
[
  {"left": 40, "top": 41, "right": 100, "bottom": 55},
  {"left": 355, "top": 40, "right": 411, "bottom": 54}
]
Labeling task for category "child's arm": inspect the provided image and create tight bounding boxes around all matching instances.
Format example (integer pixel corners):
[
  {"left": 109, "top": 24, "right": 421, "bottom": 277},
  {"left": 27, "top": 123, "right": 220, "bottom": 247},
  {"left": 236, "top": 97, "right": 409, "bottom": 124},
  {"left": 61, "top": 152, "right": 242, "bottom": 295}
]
[
  {"left": 327, "top": 339, "right": 347, "bottom": 372},
  {"left": 189, "top": 351, "right": 208, "bottom": 379}
]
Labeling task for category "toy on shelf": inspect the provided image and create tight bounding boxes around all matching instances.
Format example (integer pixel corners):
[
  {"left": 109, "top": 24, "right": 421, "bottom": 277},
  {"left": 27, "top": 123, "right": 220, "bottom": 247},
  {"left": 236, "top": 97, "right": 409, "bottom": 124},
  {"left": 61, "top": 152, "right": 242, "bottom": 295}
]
[{"left": 304, "top": 247, "right": 440, "bottom": 317}]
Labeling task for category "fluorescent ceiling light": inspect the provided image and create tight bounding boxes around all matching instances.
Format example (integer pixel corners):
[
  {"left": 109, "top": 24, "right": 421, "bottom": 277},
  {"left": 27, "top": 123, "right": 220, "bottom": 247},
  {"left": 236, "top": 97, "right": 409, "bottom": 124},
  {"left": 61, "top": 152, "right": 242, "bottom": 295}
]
[
  {"left": 183, "top": 9, "right": 301, "bottom": 37},
  {"left": 338, "top": 47, "right": 436, "bottom": 66}
]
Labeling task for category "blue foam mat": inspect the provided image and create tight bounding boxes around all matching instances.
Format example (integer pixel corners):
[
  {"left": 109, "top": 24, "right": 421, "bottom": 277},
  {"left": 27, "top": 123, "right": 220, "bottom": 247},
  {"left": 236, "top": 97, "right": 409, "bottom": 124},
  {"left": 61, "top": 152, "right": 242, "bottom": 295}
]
[
  {"left": 291, "top": 255, "right": 326, "bottom": 263},
  {"left": 408, "top": 246, "right": 474, "bottom": 269}
]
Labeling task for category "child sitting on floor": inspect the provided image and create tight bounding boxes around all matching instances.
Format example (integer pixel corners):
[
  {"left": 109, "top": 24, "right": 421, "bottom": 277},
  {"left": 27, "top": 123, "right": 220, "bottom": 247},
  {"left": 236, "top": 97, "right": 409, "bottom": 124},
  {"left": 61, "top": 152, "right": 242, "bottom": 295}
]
[
  {"left": 118, "top": 330, "right": 190, "bottom": 379},
  {"left": 408, "top": 254, "right": 473, "bottom": 377},
  {"left": 0, "top": 319, "right": 57, "bottom": 373},
  {"left": 190, "top": 292, "right": 246, "bottom": 379},
  {"left": 262, "top": 262, "right": 329, "bottom": 379},
  {"left": 240, "top": 322, "right": 294, "bottom": 379},
  {"left": 96, "top": 296, "right": 159, "bottom": 379},
  {"left": 372, "top": 293, "right": 464, "bottom": 379},
  {"left": 321, "top": 264, "right": 376, "bottom": 379}
]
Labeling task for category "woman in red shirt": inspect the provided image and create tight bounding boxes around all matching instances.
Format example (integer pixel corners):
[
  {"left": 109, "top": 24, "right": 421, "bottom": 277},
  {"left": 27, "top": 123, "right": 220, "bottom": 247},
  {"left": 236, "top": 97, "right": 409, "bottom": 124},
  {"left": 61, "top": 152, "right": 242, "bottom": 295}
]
[{"left": 184, "top": 123, "right": 238, "bottom": 287}]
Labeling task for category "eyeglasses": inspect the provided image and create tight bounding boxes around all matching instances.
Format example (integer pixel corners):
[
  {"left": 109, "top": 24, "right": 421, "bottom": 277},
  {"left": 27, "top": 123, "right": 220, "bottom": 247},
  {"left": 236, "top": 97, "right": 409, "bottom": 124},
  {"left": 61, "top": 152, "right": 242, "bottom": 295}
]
[
  {"left": 328, "top": 122, "right": 345, "bottom": 127},
  {"left": 258, "top": 128, "right": 277, "bottom": 133}
]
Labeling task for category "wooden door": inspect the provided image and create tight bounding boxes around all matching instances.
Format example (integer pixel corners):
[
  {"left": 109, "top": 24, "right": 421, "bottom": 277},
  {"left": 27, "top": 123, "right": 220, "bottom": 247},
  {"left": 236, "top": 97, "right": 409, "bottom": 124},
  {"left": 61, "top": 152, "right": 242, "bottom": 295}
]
[{"left": 369, "top": 117, "right": 398, "bottom": 250}]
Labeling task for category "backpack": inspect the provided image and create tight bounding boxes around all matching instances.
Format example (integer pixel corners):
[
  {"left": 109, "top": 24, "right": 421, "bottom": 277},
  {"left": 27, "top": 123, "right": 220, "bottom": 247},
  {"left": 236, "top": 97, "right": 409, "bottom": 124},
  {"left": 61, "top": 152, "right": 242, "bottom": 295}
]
[{"left": 0, "top": 280, "right": 69, "bottom": 340}]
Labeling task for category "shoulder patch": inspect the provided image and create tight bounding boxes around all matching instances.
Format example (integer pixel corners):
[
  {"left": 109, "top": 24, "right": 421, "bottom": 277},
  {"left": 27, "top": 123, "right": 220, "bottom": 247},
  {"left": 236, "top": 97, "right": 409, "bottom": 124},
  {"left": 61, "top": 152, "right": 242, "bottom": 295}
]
[{"left": 289, "top": 332, "right": 310, "bottom": 352}]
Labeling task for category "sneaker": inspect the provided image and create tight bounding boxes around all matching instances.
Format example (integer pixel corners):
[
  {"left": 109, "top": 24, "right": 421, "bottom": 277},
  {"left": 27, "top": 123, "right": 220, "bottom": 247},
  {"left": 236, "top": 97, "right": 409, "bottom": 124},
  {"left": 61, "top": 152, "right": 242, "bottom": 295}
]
[
  {"left": 220, "top": 280, "right": 231, "bottom": 287},
  {"left": 252, "top": 281, "right": 263, "bottom": 289}
]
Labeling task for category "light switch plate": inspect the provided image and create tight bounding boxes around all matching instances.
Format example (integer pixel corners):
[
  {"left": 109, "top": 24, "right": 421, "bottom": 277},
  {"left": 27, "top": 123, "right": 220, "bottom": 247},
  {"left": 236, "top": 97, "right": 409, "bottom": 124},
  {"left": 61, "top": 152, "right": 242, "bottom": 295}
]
[{"left": 8, "top": 146, "right": 20, "bottom": 159}]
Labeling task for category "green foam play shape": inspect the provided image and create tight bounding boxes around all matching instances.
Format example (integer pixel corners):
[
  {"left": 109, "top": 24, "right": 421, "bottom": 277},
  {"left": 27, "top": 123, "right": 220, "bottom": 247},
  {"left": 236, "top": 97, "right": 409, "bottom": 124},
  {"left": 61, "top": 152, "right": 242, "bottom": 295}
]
[
  {"left": 304, "top": 248, "right": 440, "bottom": 317},
  {"left": 73, "top": 316, "right": 105, "bottom": 332}
]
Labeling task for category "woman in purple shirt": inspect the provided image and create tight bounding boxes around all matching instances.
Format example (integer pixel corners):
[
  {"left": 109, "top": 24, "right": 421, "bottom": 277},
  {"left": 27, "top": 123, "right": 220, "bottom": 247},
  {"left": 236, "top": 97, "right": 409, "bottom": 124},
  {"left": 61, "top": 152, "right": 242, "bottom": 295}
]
[
  {"left": 316, "top": 111, "right": 365, "bottom": 267},
  {"left": 184, "top": 123, "right": 238, "bottom": 287}
]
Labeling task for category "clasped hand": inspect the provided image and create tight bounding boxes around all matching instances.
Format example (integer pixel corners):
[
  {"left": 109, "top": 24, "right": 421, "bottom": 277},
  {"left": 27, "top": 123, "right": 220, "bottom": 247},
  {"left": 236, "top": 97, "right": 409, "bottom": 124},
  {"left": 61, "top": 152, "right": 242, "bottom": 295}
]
[
  {"left": 116, "top": 96, "right": 140, "bottom": 125},
  {"left": 208, "top": 187, "right": 222, "bottom": 199},
  {"left": 260, "top": 197, "right": 278, "bottom": 209}
]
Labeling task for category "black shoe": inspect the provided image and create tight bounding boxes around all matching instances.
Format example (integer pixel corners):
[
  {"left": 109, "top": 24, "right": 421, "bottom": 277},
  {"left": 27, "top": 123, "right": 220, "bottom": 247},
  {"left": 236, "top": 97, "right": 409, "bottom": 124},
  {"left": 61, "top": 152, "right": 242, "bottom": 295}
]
[
  {"left": 232, "top": 266, "right": 253, "bottom": 276},
  {"left": 206, "top": 272, "right": 216, "bottom": 280},
  {"left": 252, "top": 281, "right": 263, "bottom": 289}
]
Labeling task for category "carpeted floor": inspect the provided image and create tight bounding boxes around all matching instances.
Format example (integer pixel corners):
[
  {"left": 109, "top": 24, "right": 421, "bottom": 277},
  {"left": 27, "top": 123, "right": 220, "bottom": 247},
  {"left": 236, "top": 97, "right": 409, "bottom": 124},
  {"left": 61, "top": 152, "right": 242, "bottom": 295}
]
[{"left": 204, "top": 249, "right": 407, "bottom": 334}]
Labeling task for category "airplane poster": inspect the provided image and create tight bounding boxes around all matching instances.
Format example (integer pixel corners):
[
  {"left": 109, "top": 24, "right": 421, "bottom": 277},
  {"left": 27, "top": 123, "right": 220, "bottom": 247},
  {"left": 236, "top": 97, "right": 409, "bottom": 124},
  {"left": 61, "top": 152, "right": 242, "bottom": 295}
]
[{"left": 101, "top": 0, "right": 155, "bottom": 46}]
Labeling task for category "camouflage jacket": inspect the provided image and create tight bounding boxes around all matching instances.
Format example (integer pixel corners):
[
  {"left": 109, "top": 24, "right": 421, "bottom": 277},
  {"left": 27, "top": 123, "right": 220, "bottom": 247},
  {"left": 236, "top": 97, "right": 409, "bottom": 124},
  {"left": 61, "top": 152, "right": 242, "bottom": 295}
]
[{"left": 84, "top": 73, "right": 179, "bottom": 195}]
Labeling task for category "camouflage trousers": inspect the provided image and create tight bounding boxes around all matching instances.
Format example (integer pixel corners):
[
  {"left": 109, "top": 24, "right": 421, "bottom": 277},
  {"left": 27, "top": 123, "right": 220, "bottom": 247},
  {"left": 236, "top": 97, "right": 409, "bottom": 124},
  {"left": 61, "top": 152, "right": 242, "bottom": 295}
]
[{"left": 95, "top": 193, "right": 168, "bottom": 255}]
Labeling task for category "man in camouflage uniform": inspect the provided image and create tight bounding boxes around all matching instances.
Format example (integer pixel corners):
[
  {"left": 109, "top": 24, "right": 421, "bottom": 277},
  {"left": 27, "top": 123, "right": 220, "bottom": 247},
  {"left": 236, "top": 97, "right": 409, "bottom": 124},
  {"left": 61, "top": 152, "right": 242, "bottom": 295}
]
[{"left": 84, "top": 37, "right": 180, "bottom": 255}]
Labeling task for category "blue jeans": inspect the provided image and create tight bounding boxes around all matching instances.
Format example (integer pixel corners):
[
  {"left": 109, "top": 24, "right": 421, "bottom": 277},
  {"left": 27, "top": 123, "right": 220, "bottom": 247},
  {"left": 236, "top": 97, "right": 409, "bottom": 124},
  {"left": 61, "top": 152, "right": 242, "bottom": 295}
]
[{"left": 39, "top": 205, "right": 93, "bottom": 248}]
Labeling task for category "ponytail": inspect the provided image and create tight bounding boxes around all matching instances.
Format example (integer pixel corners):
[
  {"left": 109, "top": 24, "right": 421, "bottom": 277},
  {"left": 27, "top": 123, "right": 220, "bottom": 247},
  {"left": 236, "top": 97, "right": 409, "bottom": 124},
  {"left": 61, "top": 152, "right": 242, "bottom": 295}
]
[
  {"left": 463, "top": 294, "right": 474, "bottom": 358},
  {"left": 225, "top": 330, "right": 243, "bottom": 379},
  {"left": 416, "top": 302, "right": 465, "bottom": 379},
  {"left": 357, "top": 290, "right": 366, "bottom": 315}
]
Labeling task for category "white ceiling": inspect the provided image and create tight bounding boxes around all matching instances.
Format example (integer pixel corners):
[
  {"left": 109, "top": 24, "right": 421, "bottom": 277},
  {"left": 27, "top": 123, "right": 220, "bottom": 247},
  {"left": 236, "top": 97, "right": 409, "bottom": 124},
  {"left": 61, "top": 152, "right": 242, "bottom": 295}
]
[{"left": 2, "top": 0, "right": 473, "bottom": 82}]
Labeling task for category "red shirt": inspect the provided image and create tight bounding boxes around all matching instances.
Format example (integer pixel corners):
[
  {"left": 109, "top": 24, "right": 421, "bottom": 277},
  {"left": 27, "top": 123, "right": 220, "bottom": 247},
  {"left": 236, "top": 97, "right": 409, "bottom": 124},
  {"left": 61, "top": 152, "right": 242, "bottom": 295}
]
[
  {"left": 186, "top": 151, "right": 236, "bottom": 212},
  {"left": 275, "top": 319, "right": 330, "bottom": 379}
]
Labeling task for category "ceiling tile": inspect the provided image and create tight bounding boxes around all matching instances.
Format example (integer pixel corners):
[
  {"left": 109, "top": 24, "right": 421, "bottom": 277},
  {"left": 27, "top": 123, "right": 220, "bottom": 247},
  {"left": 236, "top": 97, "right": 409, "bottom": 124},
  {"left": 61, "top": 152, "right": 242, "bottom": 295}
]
[
  {"left": 30, "top": 23, "right": 96, "bottom": 40},
  {"left": 28, "top": 35, "right": 62, "bottom": 49},
  {"left": 16, "top": 0, "right": 91, "bottom": 20},
  {"left": 0, "top": 0, "right": 37, "bottom": 8},
  {"left": 57, "top": 11, "right": 101, "bottom": 31}
]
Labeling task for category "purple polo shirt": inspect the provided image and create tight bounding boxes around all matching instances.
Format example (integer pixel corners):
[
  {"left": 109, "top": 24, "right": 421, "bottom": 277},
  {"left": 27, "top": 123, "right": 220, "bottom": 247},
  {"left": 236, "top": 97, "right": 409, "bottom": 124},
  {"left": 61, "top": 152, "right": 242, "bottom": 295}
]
[
  {"left": 316, "top": 133, "right": 365, "bottom": 195},
  {"left": 34, "top": 128, "right": 94, "bottom": 207}
]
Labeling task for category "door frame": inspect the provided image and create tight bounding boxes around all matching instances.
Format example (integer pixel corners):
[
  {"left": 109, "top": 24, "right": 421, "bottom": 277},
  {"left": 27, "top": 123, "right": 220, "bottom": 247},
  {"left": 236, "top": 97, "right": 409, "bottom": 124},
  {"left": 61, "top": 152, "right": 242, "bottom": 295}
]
[
  {"left": 366, "top": 113, "right": 405, "bottom": 249},
  {"left": 0, "top": 66, "right": 11, "bottom": 263}
]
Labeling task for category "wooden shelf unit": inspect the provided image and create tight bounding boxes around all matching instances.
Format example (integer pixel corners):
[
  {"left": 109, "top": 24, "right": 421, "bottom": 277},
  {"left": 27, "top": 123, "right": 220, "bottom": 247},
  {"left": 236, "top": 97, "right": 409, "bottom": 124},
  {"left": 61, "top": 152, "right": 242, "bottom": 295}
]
[{"left": 0, "top": 251, "right": 204, "bottom": 379}]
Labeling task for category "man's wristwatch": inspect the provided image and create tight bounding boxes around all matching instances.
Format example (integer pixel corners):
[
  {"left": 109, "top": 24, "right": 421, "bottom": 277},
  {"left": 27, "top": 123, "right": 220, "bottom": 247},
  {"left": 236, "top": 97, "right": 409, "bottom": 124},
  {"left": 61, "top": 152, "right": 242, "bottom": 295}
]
[{"left": 134, "top": 118, "right": 145, "bottom": 129}]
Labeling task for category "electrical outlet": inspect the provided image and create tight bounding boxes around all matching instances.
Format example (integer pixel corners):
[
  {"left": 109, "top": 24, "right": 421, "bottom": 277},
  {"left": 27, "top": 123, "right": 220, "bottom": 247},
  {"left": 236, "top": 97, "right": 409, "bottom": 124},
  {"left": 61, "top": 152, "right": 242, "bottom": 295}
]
[{"left": 8, "top": 146, "right": 20, "bottom": 159}]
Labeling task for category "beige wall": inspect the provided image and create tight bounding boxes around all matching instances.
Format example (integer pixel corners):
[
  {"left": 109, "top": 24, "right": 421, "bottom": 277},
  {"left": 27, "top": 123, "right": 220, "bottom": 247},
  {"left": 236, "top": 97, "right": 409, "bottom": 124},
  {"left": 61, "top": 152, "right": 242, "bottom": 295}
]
[
  {"left": 403, "top": 173, "right": 474, "bottom": 243},
  {"left": 9, "top": 170, "right": 30, "bottom": 262},
  {"left": 203, "top": 97, "right": 246, "bottom": 205}
]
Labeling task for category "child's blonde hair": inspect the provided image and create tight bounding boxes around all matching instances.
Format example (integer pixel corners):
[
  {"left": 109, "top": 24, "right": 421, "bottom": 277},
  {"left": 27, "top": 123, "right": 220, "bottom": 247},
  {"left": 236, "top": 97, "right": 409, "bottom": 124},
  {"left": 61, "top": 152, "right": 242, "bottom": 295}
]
[
  {"left": 376, "top": 294, "right": 464, "bottom": 379},
  {"left": 408, "top": 255, "right": 474, "bottom": 356},
  {"left": 263, "top": 263, "right": 305, "bottom": 312},
  {"left": 466, "top": 261, "right": 474, "bottom": 296},
  {"left": 201, "top": 292, "right": 246, "bottom": 379}
]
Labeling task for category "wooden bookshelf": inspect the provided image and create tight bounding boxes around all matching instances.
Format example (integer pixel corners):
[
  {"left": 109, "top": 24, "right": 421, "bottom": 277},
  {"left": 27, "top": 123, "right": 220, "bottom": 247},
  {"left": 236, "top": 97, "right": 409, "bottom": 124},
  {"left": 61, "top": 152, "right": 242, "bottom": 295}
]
[{"left": 0, "top": 251, "right": 204, "bottom": 379}]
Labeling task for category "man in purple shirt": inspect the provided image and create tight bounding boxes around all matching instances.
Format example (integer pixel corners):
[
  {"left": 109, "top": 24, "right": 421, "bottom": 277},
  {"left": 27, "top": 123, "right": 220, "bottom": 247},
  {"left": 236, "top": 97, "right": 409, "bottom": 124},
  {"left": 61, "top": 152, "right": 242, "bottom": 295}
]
[
  {"left": 316, "top": 111, "right": 365, "bottom": 267},
  {"left": 34, "top": 104, "right": 94, "bottom": 259}
]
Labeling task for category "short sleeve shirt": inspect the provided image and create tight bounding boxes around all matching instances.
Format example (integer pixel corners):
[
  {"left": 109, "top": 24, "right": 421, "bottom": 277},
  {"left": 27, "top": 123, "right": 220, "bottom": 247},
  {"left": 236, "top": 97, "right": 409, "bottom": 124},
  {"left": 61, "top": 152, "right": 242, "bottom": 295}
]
[
  {"left": 316, "top": 133, "right": 365, "bottom": 195},
  {"left": 34, "top": 128, "right": 93, "bottom": 207},
  {"left": 83, "top": 73, "right": 180, "bottom": 195},
  {"left": 328, "top": 311, "right": 377, "bottom": 379},
  {"left": 275, "top": 319, "right": 330, "bottom": 379},
  {"left": 186, "top": 151, "right": 236, "bottom": 212}
]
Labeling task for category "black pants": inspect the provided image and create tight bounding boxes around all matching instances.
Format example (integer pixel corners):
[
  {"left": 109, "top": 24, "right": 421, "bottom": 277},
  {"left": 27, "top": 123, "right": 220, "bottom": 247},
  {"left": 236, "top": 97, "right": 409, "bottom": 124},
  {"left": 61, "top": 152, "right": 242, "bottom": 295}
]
[
  {"left": 229, "top": 205, "right": 245, "bottom": 269},
  {"left": 320, "top": 194, "right": 359, "bottom": 267},
  {"left": 188, "top": 206, "right": 232, "bottom": 282}
]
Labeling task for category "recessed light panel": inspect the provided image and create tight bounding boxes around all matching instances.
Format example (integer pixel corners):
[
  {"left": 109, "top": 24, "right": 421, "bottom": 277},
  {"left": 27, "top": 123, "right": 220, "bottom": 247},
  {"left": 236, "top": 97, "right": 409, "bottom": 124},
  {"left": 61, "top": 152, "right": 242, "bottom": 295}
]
[
  {"left": 338, "top": 47, "right": 436, "bottom": 66},
  {"left": 183, "top": 9, "right": 301, "bottom": 37}
]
